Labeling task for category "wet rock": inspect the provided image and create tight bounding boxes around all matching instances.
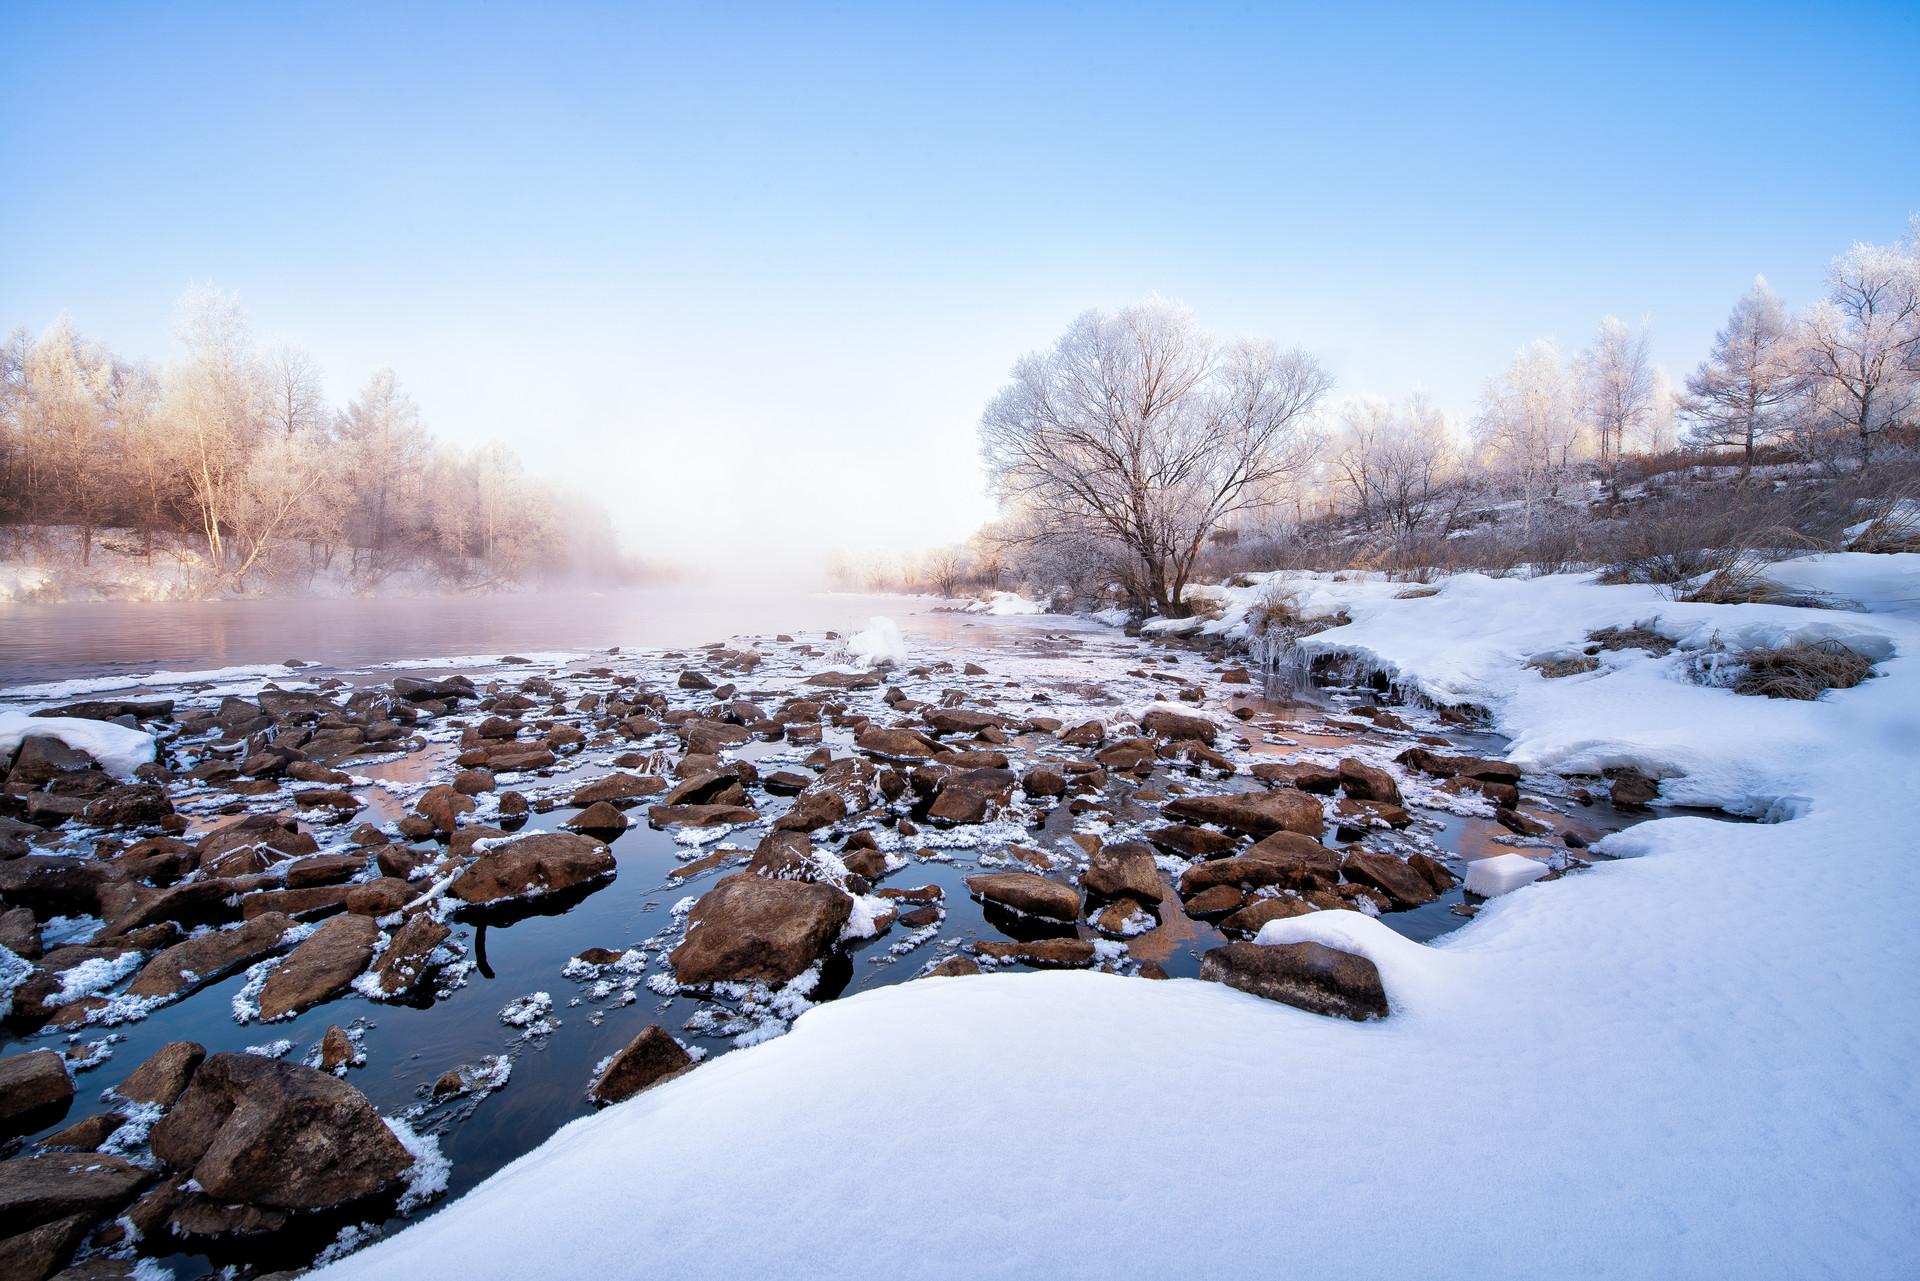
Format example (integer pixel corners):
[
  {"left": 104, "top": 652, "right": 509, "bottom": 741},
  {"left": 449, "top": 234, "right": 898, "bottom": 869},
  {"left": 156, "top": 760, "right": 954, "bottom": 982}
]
[
  {"left": 1144, "top": 824, "right": 1239, "bottom": 860},
  {"left": 1182, "top": 884, "right": 1246, "bottom": 918},
  {"left": 150, "top": 1052, "right": 413, "bottom": 1210},
  {"left": 661, "top": 769, "right": 748, "bottom": 807},
  {"left": 112, "top": 1041, "right": 205, "bottom": 1107},
  {"left": 1162, "top": 788, "right": 1324, "bottom": 839},
  {"left": 0, "top": 1051, "right": 73, "bottom": 1139},
  {"left": 923, "top": 955, "right": 980, "bottom": 978},
  {"left": 1178, "top": 833, "right": 1340, "bottom": 896},
  {"left": 928, "top": 767, "right": 1016, "bottom": 824},
  {"left": 1609, "top": 770, "right": 1659, "bottom": 808},
  {"left": 1141, "top": 708, "right": 1216, "bottom": 743},
  {"left": 1407, "top": 851, "right": 1456, "bottom": 893},
  {"left": 1060, "top": 720, "right": 1106, "bottom": 747},
  {"left": 1220, "top": 897, "right": 1314, "bottom": 934},
  {"left": 1333, "top": 797, "right": 1413, "bottom": 830},
  {"left": 0, "top": 1151, "right": 151, "bottom": 1241},
  {"left": 484, "top": 744, "right": 556, "bottom": 773},
  {"left": 449, "top": 832, "right": 615, "bottom": 905},
  {"left": 965, "top": 872, "right": 1080, "bottom": 921},
  {"left": 973, "top": 938, "right": 1096, "bottom": 966},
  {"left": 1199, "top": 941, "right": 1388, "bottom": 1020},
  {"left": 39, "top": 1111, "right": 125, "bottom": 1152},
  {"left": 344, "top": 878, "right": 417, "bottom": 916},
  {"left": 368, "top": 913, "right": 451, "bottom": 997},
  {"left": 762, "top": 770, "right": 810, "bottom": 795},
  {"left": 921, "top": 707, "right": 1008, "bottom": 737},
  {"left": 1021, "top": 765, "right": 1067, "bottom": 798},
  {"left": 587, "top": 1026, "right": 694, "bottom": 1105},
  {"left": 668, "top": 873, "right": 851, "bottom": 986},
  {"left": 1080, "top": 842, "right": 1163, "bottom": 904},
  {"left": 564, "top": 801, "right": 630, "bottom": 834},
  {"left": 1394, "top": 748, "right": 1520, "bottom": 785},
  {"left": 128, "top": 913, "right": 294, "bottom": 1000},
  {"left": 570, "top": 773, "right": 666, "bottom": 806},
  {"left": 257, "top": 914, "right": 380, "bottom": 1021},
  {"left": 650, "top": 803, "right": 760, "bottom": 828},
  {"left": 318, "top": 1025, "right": 358, "bottom": 1072},
  {"left": 854, "top": 725, "right": 939, "bottom": 760},
  {"left": 1336, "top": 758, "right": 1402, "bottom": 805},
  {"left": 1339, "top": 849, "right": 1439, "bottom": 908},
  {"left": 78, "top": 785, "right": 173, "bottom": 828},
  {"left": 452, "top": 768, "right": 495, "bottom": 795},
  {"left": 415, "top": 784, "right": 474, "bottom": 834}
]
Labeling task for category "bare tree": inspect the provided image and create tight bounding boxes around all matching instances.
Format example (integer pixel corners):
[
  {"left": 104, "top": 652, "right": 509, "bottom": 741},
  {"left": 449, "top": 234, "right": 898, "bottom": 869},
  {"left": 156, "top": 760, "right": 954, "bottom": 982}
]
[
  {"left": 1473, "top": 339, "right": 1584, "bottom": 541},
  {"left": 263, "top": 344, "right": 328, "bottom": 438},
  {"left": 1679, "top": 277, "right": 1801, "bottom": 468},
  {"left": 980, "top": 299, "right": 1329, "bottom": 616},
  {"left": 1577, "top": 316, "right": 1654, "bottom": 492},
  {"left": 921, "top": 545, "right": 967, "bottom": 597},
  {"left": 162, "top": 285, "right": 264, "bottom": 571}
]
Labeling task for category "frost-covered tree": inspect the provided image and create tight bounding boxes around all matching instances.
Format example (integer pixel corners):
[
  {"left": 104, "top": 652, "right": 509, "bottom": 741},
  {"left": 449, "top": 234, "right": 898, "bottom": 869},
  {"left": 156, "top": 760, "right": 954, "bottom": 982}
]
[
  {"left": 264, "top": 344, "right": 329, "bottom": 439},
  {"left": 22, "top": 317, "right": 119, "bottom": 561},
  {"left": 980, "top": 298, "right": 1330, "bottom": 616},
  {"left": 1330, "top": 393, "right": 1454, "bottom": 541},
  {"left": 1679, "top": 278, "right": 1801, "bottom": 467},
  {"left": 1791, "top": 228, "right": 1920, "bottom": 468},
  {"left": 336, "top": 368, "right": 428, "bottom": 576},
  {"left": 1473, "top": 339, "right": 1583, "bottom": 540},
  {"left": 1577, "top": 316, "right": 1654, "bottom": 490},
  {"left": 162, "top": 285, "right": 265, "bottom": 570}
]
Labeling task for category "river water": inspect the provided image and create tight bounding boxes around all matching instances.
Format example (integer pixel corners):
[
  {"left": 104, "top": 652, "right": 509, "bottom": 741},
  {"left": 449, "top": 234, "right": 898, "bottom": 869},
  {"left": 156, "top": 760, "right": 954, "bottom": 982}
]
[{"left": 0, "top": 587, "right": 954, "bottom": 689}]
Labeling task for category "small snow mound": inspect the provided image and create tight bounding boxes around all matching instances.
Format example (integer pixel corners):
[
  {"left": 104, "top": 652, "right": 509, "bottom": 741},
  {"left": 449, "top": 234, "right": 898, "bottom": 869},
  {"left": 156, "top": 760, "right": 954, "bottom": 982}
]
[
  {"left": 0, "top": 711, "right": 156, "bottom": 779},
  {"left": 1463, "top": 853, "right": 1550, "bottom": 897},
  {"left": 842, "top": 616, "right": 906, "bottom": 669},
  {"left": 1254, "top": 909, "right": 1452, "bottom": 1013}
]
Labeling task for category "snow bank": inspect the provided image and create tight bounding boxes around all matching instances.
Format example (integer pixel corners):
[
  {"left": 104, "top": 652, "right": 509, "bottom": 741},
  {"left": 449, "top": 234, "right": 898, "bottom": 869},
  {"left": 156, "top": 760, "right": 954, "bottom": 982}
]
[
  {"left": 0, "top": 710, "right": 155, "bottom": 777},
  {"left": 320, "top": 553, "right": 1920, "bottom": 1281},
  {"left": 964, "top": 591, "right": 1046, "bottom": 616},
  {"left": 842, "top": 616, "right": 906, "bottom": 669}
]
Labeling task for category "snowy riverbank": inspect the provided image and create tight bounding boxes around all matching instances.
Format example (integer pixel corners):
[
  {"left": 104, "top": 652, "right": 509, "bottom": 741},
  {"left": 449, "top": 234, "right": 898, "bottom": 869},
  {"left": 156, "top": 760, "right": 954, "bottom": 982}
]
[{"left": 320, "top": 554, "right": 1920, "bottom": 1281}]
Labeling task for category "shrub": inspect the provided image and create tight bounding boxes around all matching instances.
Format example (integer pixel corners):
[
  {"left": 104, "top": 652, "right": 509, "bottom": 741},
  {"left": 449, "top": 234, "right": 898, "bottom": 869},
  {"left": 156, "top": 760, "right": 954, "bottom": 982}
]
[{"left": 1731, "top": 640, "right": 1873, "bottom": 700}]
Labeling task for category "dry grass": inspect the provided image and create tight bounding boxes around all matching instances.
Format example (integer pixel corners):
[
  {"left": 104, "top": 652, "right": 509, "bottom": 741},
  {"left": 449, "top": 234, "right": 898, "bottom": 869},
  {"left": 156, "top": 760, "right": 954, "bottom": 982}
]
[
  {"left": 1732, "top": 640, "right": 1873, "bottom": 700},
  {"left": 1587, "top": 625, "right": 1675, "bottom": 656},
  {"left": 1393, "top": 585, "right": 1441, "bottom": 600},
  {"left": 1848, "top": 497, "right": 1920, "bottom": 554}
]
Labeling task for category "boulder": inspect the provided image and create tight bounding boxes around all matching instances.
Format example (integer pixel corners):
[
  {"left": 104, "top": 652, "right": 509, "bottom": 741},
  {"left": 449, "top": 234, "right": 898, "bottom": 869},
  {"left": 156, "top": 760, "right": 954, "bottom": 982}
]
[
  {"left": 964, "top": 872, "right": 1080, "bottom": 921},
  {"left": 1080, "top": 842, "right": 1163, "bottom": 904},
  {"left": 1140, "top": 708, "right": 1216, "bottom": 743},
  {"left": 1338, "top": 849, "right": 1439, "bottom": 908},
  {"left": 257, "top": 914, "right": 380, "bottom": 1021},
  {"left": 587, "top": 1026, "right": 694, "bottom": 1105},
  {"left": 149, "top": 1053, "right": 412, "bottom": 1210},
  {"left": 973, "top": 938, "right": 1096, "bottom": 966},
  {"left": 1199, "top": 940, "right": 1388, "bottom": 1020},
  {"left": 564, "top": 801, "right": 630, "bottom": 834},
  {"left": 127, "top": 913, "right": 294, "bottom": 1000},
  {"left": 649, "top": 803, "right": 760, "bottom": 828},
  {"left": 79, "top": 785, "right": 173, "bottom": 828},
  {"left": 449, "top": 832, "right": 614, "bottom": 905},
  {"left": 367, "top": 913, "right": 451, "bottom": 997},
  {"left": 928, "top": 768, "right": 1016, "bottom": 824},
  {"left": 1143, "top": 824, "right": 1239, "bottom": 860},
  {"left": 1021, "top": 766, "right": 1067, "bottom": 798},
  {"left": 0, "top": 1051, "right": 73, "bottom": 1139},
  {"left": 1251, "top": 761, "right": 1340, "bottom": 792},
  {"left": 569, "top": 773, "right": 667, "bottom": 806},
  {"left": 0, "top": 1151, "right": 151, "bottom": 1237},
  {"left": 667, "top": 874, "right": 851, "bottom": 986},
  {"left": 1178, "top": 833, "right": 1340, "bottom": 897},
  {"left": 1059, "top": 720, "right": 1106, "bottom": 747},
  {"left": 110, "top": 1041, "right": 205, "bottom": 1107},
  {"left": 1220, "top": 897, "right": 1314, "bottom": 934},
  {"left": 1336, "top": 758, "right": 1402, "bottom": 804},
  {"left": 921, "top": 707, "right": 1008, "bottom": 736},
  {"left": 854, "top": 725, "right": 939, "bottom": 760},
  {"left": 1162, "top": 789, "right": 1324, "bottom": 838}
]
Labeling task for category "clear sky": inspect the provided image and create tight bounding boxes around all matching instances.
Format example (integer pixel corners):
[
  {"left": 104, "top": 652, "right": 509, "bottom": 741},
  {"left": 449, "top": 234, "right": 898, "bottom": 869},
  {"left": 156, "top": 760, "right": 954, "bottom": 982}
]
[{"left": 4, "top": 2, "right": 1916, "bottom": 578}]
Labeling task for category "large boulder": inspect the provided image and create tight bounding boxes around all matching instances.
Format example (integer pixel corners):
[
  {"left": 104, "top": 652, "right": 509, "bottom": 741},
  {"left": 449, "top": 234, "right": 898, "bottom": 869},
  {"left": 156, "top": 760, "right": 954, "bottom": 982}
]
[
  {"left": 668, "top": 874, "right": 851, "bottom": 986},
  {"left": 1162, "top": 789, "right": 1325, "bottom": 839},
  {"left": 128, "top": 913, "right": 294, "bottom": 1000},
  {"left": 1199, "top": 941, "right": 1388, "bottom": 1020},
  {"left": 448, "top": 832, "right": 614, "bottom": 905},
  {"left": 587, "top": 1026, "right": 694, "bottom": 1105},
  {"left": 965, "top": 872, "right": 1080, "bottom": 921},
  {"left": 257, "top": 914, "right": 380, "bottom": 1020},
  {"left": 0, "top": 1051, "right": 73, "bottom": 1140},
  {"left": 149, "top": 1053, "right": 413, "bottom": 1210}
]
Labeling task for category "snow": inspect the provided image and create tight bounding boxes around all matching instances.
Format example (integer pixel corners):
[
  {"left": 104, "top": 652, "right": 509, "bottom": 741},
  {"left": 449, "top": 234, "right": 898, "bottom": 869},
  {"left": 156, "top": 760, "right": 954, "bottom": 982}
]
[
  {"left": 1462, "top": 851, "right": 1551, "bottom": 897},
  {"left": 308, "top": 552, "right": 1917, "bottom": 1280},
  {"left": 964, "top": 591, "right": 1046, "bottom": 616},
  {"left": 841, "top": 616, "right": 906, "bottom": 669},
  {"left": 0, "top": 710, "right": 156, "bottom": 778}
]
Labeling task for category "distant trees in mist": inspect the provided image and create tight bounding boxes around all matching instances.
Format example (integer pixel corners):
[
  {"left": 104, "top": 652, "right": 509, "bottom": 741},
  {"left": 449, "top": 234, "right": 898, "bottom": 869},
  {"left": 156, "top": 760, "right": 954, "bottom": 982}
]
[{"left": 0, "top": 286, "right": 621, "bottom": 590}]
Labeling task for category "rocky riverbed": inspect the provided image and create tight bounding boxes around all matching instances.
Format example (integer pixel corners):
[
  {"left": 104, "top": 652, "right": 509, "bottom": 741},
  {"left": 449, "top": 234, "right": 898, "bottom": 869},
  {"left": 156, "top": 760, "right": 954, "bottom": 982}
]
[{"left": 0, "top": 616, "right": 1668, "bottom": 1278}]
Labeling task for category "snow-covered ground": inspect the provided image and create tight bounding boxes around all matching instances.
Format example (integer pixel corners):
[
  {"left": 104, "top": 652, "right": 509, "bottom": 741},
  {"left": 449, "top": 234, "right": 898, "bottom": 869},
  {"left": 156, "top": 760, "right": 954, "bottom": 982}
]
[{"left": 321, "top": 552, "right": 1920, "bottom": 1281}]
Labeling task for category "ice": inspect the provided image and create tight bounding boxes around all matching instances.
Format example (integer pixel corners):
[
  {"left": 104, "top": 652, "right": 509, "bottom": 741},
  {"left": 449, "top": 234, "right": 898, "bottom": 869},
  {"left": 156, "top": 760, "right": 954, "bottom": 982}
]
[
  {"left": 0, "top": 710, "right": 156, "bottom": 778},
  {"left": 1463, "top": 852, "right": 1550, "bottom": 897}
]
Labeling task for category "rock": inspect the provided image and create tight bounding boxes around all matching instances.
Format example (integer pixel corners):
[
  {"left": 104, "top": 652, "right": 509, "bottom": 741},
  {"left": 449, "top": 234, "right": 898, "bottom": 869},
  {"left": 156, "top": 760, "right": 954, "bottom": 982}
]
[
  {"left": 667, "top": 874, "right": 851, "bottom": 986},
  {"left": 854, "top": 725, "right": 939, "bottom": 760},
  {"left": 367, "top": 913, "right": 450, "bottom": 997},
  {"left": 1407, "top": 851, "right": 1455, "bottom": 893},
  {"left": 928, "top": 768, "right": 1016, "bottom": 824},
  {"left": 1610, "top": 771, "right": 1659, "bottom": 808},
  {"left": 770, "top": 787, "right": 845, "bottom": 832},
  {"left": 449, "top": 832, "right": 614, "bottom": 905},
  {"left": 197, "top": 813, "right": 315, "bottom": 863},
  {"left": 415, "top": 784, "right": 474, "bottom": 833},
  {"left": 1178, "top": 832, "right": 1340, "bottom": 896},
  {"left": 257, "top": 914, "right": 380, "bottom": 1020},
  {"left": 452, "top": 768, "right": 495, "bottom": 795},
  {"left": 677, "top": 670, "right": 715, "bottom": 690},
  {"left": 1394, "top": 748, "right": 1521, "bottom": 784},
  {"left": 1080, "top": 842, "right": 1163, "bottom": 904},
  {"left": 128, "top": 913, "right": 294, "bottom": 1000},
  {"left": 1162, "top": 789, "right": 1325, "bottom": 838},
  {"left": 921, "top": 707, "right": 1008, "bottom": 736},
  {"left": 1199, "top": 941, "right": 1388, "bottom": 1020},
  {"left": 0, "top": 1151, "right": 151, "bottom": 1237},
  {"left": 569, "top": 773, "right": 667, "bottom": 806},
  {"left": 1182, "top": 884, "right": 1246, "bottom": 917},
  {"left": 0, "top": 1051, "right": 73, "bottom": 1139},
  {"left": 649, "top": 803, "right": 760, "bottom": 828},
  {"left": 167, "top": 1194, "right": 290, "bottom": 1240},
  {"left": 1333, "top": 797, "right": 1414, "bottom": 830},
  {"left": 587, "top": 1026, "right": 694, "bottom": 1105},
  {"left": 1140, "top": 708, "right": 1216, "bottom": 743},
  {"left": 344, "top": 878, "right": 416, "bottom": 915},
  {"left": 1059, "top": 720, "right": 1106, "bottom": 747},
  {"left": 1339, "top": 849, "right": 1439, "bottom": 908},
  {"left": 973, "top": 938, "right": 1096, "bottom": 966},
  {"left": 1220, "top": 897, "right": 1314, "bottom": 934},
  {"left": 39, "top": 1111, "right": 125, "bottom": 1152},
  {"left": 964, "top": 872, "right": 1080, "bottom": 921},
  {"left": 923, "top": 955, "right": 980, "bottom": 978},
  {"left": 318, "top": 1026, "right": 358, "bottom": 1072},
  {"left": 79, "top": 785, "right": 173, "bottom": 827},
  {"left": 564, "top": 801, "right": 630, "bottom": 834},
  {"left": 1336, "top": 757, "right": 1402, "bottom": 804},
  {"left": 661, "top": 769, "right": 748, "bottom": 807},
  {"left": 111, "top": 1041, "right": 205, "bottom": 1107},
  {"left": 1144, "top": 824, "right": 1240, "bottom": 860},
  {"left": 1251, "top": 761, "right": 1340, "bottom": 792},
  {"left": 1021, "top": 766, "right": 1067, "bottom": 798},
  {"left": 149, "top": 1053, "right": 412, "bottom": 1210}
]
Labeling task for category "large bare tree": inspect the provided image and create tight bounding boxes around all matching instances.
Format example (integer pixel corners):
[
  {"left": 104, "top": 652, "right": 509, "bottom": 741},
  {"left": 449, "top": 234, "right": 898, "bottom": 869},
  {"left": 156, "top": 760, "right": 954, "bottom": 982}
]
[{"left": 980, "top": 299, "right": 1330, "bottom": 616}]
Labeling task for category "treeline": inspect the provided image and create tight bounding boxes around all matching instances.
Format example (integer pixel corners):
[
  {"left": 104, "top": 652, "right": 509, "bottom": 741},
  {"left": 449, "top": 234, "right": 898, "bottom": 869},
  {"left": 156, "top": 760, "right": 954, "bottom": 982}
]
[
  {"left": 0, "top": 286, "right": 624, "bottom": 591},
  {"left": 871, "top": 219, "right": 1919, "bottom": 611}
]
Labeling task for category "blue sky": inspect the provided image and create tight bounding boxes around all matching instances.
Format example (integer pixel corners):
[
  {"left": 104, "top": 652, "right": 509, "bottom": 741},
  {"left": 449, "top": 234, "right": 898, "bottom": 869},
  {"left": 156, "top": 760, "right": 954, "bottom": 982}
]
[{"left": 3, "top": 2, "right": 1916, "bottom": 572}]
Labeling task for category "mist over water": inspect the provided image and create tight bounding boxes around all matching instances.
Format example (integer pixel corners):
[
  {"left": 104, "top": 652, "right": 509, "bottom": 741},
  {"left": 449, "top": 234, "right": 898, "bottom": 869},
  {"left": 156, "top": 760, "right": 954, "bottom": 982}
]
[{"left": 0, "top": 586, "right": 962, "bottom": 687}]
